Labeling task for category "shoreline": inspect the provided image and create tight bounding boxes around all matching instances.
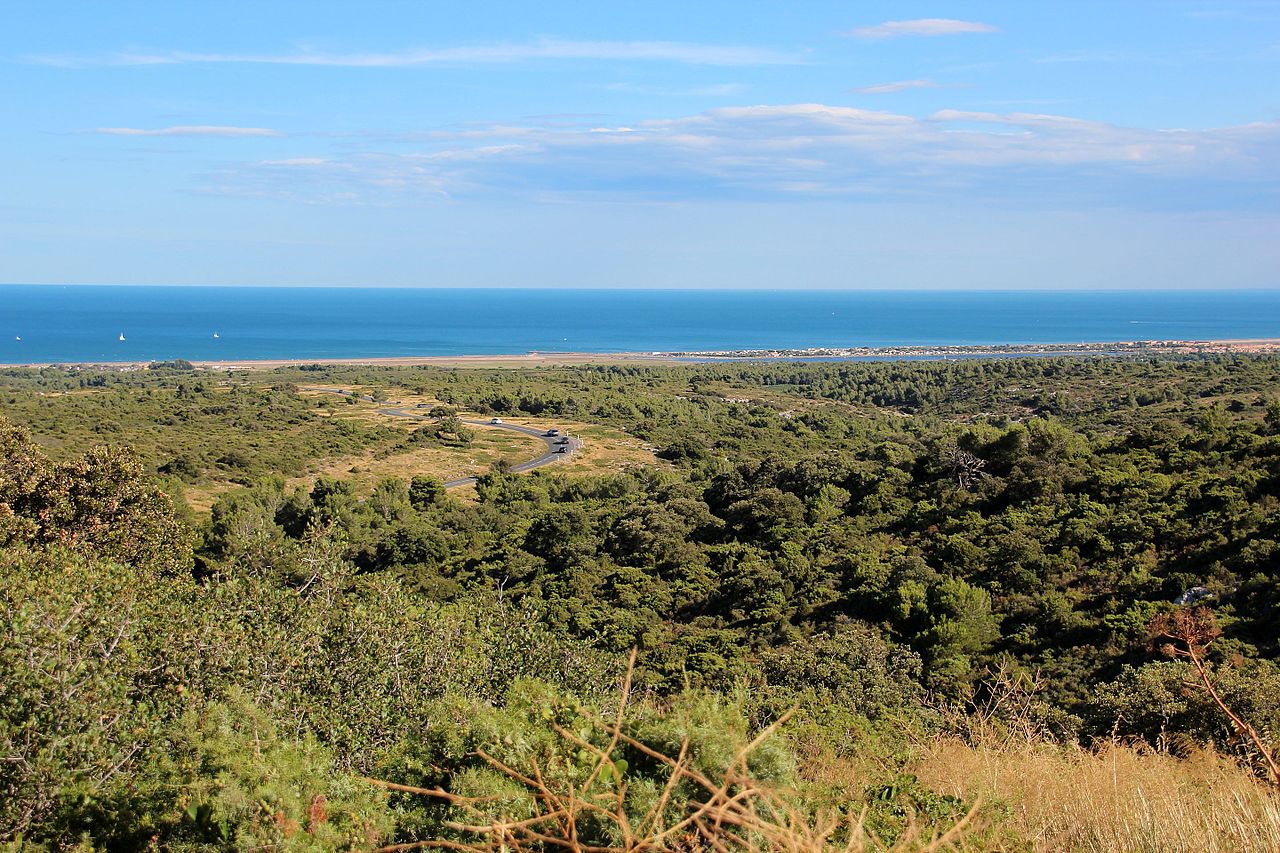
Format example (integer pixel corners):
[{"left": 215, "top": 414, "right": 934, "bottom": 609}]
[{"left": 4, "top": 338, "right": 1280, "bottom": 370}]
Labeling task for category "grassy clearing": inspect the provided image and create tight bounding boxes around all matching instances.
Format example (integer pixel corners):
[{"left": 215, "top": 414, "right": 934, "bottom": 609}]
[
  {"left": 178, "top": 480, "right": 244, "bottom": 515},
  {"left": 479, "top": 415, "right": 663, "bottom": 478},
  {"left": 173, "top": 431, "right": 539, "bottom": 510},
  {"left": 294, "top": 386, "right": 662, "bottom": 486},
  {"left": 867, "top": 736, "right": 1280, "bottom": 852},
  {"left": 283, "top": 428, "right": 546, "bottom": 494}
]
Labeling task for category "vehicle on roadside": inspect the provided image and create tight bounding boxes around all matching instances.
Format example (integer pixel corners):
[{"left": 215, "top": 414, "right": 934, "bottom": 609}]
[
  {"left": 545, "top": 428, "right": 560, "bottom": 436},
  {"left": 490, "top": 417, "right": 503, "bottom": 424}
]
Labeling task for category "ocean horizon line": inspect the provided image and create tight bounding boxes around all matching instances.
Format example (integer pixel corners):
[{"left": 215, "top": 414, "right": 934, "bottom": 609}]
[
  {"left": 3, "top": 283, "right": 1280, "bottom": 294},
  {"left": 5, "top": 287, "right": 1279, "bottom": 363}
]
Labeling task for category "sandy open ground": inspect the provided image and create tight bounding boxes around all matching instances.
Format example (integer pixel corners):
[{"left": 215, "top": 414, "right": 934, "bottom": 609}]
[
  {"left": 0, "top": 352, "right": 668, "bottom": 370},
  {"left": 4, "top": 339, "right": 1280, "bottom": 370},
  {"left": 193, "top": 351, "right": 673, "bottom": 369},
  {"left": 0, "top": 353, "right": 678, "bottom": 370}
]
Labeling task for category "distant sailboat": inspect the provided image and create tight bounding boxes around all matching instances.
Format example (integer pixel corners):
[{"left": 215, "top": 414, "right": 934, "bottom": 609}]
[
  {"left": 213, "top": 331, "right": 220, "bottom": 339},
  {"left": 118, "top": 333, "right": 125, "bottom": 342},
  {"left": 14, "top": 336, "right": 20, "bottom": 341}
]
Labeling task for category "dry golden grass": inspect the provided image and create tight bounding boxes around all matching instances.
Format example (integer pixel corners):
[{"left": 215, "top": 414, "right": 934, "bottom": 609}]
[
  {"left": 179, "top": 401, "right": 547, "bottom": 511},
  {"left": 180, "top": 480, "right": 244, "bottom": 514},
  {"left": 908, "top": 736, "right": 1280, "bottom": 852},
  {"left": 236, "top": 386, "right": 656, "bottom": 501},
  {"left": 494, "top": 418, "right": 663, "bottom": 478},
  {"left": 284, "top": 429, "right": 547, "bottom": 495},
  {"left": 297, "top": 386, "right": 660, "bottom": 477}
]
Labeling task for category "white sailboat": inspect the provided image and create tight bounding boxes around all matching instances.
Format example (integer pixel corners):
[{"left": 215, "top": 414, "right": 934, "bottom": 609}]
[
  {"left": 118, "top": 333, "right": 125, "bottom": 341},
  {"left": 213, "top": 331, "right": 220, "bottom": 339}
]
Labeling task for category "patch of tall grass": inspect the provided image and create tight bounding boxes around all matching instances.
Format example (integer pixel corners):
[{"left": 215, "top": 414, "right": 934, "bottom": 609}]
[{"left": 909, "top": 735, "right": 1280, "bottom": 851}]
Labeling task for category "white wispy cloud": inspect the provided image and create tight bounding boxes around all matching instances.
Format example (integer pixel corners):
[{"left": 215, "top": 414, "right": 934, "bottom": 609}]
[
  {"left": 855, "top": 79, "right": 945, "bottom": 94},
  {"left": 33, "top": 39, "right": 796, "bottom": 69},
  {"left": 202, "top": 104, "right": 1280, "bottom": 209},
  {"left": 94, "top": 125, "right": 283, "bottom": 137},
  {"left": 847, "top": 19, "right": 999, "bottom": 39},
  {"left": 260, "top": 157, "right": 331, "bottom": 166},
  {"left": 1034, "top": 50, "right": 1146, "bottom": 64},
  {"left": 603, "top": 82, "right": 746, "bottom": 97}
]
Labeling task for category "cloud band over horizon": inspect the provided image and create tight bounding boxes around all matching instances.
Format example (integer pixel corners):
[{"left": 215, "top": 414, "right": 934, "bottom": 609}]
[
  {"left": 847, "top": 19, "right": 999, "bottom": 39},
  {"left": 30, "top": 38, "right": 799, "bottom": 69},
  {"left": 93, "top": 125, "right": 283, "bottom": 137},
  {"left": 198, "top": 103, "right": 1280, "bottom": 212}
]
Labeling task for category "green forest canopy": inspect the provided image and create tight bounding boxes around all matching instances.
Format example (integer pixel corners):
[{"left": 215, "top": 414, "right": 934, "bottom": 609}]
[{"left": 3, "top": 354, "right": 1280, "bottom": 849}]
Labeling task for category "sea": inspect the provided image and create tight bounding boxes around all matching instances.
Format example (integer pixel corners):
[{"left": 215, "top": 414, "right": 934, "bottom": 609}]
[{"left": 2, "top": 285, "right": 1279, "bottom": 364}]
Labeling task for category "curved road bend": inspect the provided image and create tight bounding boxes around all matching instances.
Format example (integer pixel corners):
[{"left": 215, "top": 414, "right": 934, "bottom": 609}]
[{"left": 300, "top": 387, "right": 580, "bottom": 488}]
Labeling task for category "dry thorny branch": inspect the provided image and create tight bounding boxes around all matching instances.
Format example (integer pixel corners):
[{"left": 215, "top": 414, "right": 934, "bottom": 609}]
[
  {"left": 1150, "top": 606, "right": 1280, "bottom": 789},
  {"left": 941, "top": 445, "right": 986, "bottom": 492},
  {"left": 961, "top": 662, "right": 1052, "bottom": 747},
  {"left": 363, "top": 650, "right": 977, "bottom": 853}
]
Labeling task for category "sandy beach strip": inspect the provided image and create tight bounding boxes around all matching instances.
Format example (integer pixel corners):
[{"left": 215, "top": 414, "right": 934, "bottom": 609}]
[
  {"left": 4, "top": 339, "right": 1280, "bottom": 370},
  {"left": 0, "top": 351, "right": 670, "bottom": 370}
]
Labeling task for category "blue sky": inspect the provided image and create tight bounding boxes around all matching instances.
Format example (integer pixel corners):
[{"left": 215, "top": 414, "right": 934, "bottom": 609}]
[{"left": 2, "top": 0, "right": 1279, "bottom": 288}]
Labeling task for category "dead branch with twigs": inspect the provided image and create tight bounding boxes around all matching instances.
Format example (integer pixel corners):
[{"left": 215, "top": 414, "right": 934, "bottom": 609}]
[
  {"left": 1150, "top": 606, "right": 1280, "bottom": 789},
  {"left": 941, "top": 445, "right": 986, "bottom": 492},
  {"left": 363, "top": 650, "right": 978, "bottom": 853}
]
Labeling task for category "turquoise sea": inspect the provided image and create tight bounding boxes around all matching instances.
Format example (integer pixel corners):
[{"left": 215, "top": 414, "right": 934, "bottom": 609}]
[{"left": 2, "top": 286, "right": 1279, "bottom": 363}]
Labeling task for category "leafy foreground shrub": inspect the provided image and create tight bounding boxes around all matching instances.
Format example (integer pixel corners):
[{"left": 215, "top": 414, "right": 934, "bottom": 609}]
[
  {"left": 0, "top": 419, "right": 193, "bottom": 576},
  {"left": 0, "top": 548, "right": 396, "bottom": 850},
  {"left": 0, "top": 543, "right": 619, "bottom": 850},
  {"left": 368, "top": 657, "right": 979, "bottom": 853},
  {"left": 161, "top": 694, "right": 394, "bottom": 851}
]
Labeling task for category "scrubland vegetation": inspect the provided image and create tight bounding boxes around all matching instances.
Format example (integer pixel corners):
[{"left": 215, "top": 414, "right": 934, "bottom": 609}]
[{"left": 3, "top": 355, "right": 1280, "bottom": 850}]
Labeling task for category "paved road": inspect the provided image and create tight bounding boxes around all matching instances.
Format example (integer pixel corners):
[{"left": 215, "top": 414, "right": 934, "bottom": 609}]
[{"left": 300, "top": 386, "right": 579, "bottom": 487}]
